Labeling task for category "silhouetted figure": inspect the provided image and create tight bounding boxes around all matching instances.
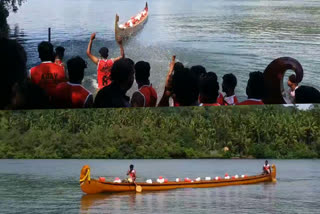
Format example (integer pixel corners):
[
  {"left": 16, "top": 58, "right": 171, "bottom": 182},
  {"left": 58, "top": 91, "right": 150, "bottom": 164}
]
[
  {"left": 171, "top": 68, "right": 199, "bottom": 106},
  {"left": 131, "top": 61, "right": 157, "bottom": 107},
  {"left": 29, "top": 41, "right": 67, "bottom": 97},
  {"left": 0, "top": 38, "right": 50, "bottom": 109},
  {"left": 237, "top": 71, "right": 265, "bottom": 105},
  {"left": 220, "top": 73, "right": 238, "bottom": 105},
  {"left": 87, "top": 33, "right": 124, "bottom": 90},
  {"left": 55, "top": 46, "right": 65, "bottom": 68},
  {"left": 94, "top": 58, "right": 134, "bottom": 108},
  {"left": 287, "top": 74, "right": 299, "bottom": 103},
  {"left": 53, "top": 56, "right": 93, "bottom": 108},
  {"left": 199, "top": 72, "right": 220, "bottom": 106},
  {"left": 295, "top": 86, "right": 320, "bottom": 104}
]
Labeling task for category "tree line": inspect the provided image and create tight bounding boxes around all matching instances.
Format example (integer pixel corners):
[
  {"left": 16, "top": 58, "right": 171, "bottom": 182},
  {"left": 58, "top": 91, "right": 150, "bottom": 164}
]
[{"left": 0, "top": 105, "right": 319, "bottom": 159}]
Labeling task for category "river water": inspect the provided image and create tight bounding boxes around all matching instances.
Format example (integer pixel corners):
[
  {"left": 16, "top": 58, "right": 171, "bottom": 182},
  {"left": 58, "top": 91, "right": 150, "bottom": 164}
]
[
  {"left": 0, "top": 159, "right": 319, "bottom": 213},
  {"left": 7, "top": 0, "right": 320, "bottom": 97}
]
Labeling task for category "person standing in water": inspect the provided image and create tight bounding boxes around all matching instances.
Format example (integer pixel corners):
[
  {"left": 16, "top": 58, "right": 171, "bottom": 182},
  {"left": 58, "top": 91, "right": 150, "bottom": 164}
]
[
  {"left": 86, "top": 32, "right": 125, "bottom": 90},
  {"left": 126, "top": 164, "right": 136, "bottom": 182}
]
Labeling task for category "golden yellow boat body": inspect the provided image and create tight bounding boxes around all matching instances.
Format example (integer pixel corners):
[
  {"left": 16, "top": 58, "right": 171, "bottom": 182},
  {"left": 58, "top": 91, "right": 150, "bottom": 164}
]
[{"left": 80, "top": 164, "right": 277, "bottom": 194}]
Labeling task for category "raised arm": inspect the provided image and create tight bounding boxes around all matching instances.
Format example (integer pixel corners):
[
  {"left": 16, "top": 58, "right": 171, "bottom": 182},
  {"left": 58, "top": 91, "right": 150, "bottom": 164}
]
[
  {"left": 158, "top": 56, "right": 176, "bottom": 107},
  {"left": 86, "top": 33, "right": 99, "bottom": 65},
  {"left": 113, "top": 40, "right": 125, "bottom": 62}
]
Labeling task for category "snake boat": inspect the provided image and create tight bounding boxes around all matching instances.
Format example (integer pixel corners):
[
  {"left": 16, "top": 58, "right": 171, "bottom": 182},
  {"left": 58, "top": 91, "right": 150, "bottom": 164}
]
[{"left": 80, "top": 164, "right": 277, "bottom": 194}]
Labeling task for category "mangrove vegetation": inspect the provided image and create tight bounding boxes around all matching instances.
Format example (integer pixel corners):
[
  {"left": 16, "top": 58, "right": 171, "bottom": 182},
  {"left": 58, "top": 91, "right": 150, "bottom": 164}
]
[{"left": 0, "top": 105, "right": 320, "bottom": 159}]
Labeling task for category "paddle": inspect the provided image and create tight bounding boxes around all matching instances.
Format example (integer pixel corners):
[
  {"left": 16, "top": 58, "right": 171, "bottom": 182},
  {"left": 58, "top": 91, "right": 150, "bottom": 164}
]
[{"left": 134, "top": 181, "right": 142, "bottom": 193}]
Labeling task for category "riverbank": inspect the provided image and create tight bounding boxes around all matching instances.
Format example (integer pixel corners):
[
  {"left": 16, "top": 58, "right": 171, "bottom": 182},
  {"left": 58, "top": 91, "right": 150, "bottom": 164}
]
[{"left": 1, "top": 105, "right": 319, "bottom": 159}]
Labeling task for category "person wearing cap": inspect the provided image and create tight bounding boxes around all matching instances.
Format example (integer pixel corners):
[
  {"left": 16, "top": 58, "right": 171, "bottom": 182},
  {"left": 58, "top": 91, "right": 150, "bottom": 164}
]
[
  {"left": 53, "top": 56, "right": 93, "bottom": 108},
  {"left": 126, "top": 164, "right": 136, "bottom": 182},
  {"left": 86, "top": 33, "right": 125, "bottom": 90}
]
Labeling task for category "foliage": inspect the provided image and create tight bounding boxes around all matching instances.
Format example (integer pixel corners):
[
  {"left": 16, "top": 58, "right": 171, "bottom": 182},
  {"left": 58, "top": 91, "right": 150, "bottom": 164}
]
[{"left": 0, "top": 105, "right": 319, "bottom": 159}]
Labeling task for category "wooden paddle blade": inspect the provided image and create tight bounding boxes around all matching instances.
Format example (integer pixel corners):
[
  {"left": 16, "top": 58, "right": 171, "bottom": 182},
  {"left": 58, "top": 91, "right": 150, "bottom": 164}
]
[{"left": 136, "top": 185, "right": 142, "bottom": 193}]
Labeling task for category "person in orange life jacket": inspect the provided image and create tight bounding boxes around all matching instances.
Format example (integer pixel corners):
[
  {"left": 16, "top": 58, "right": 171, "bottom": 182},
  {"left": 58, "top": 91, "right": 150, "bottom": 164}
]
[
  {"left": 199, "top": 72, "right": 220, "bottom": 106},
  {"left": 126, "top": 164, "right": 136, "bottom": 182},
  {"left": 0, "top": 38, "right": 51, "bottom": 109},
  {"left": 219, "top": 73, "right": 238, "bottom": 105},
  {"left": 86, "top": 33, "right": 125, "bottom": 90},
  {"left": 295, "top": 86, "right": 320, "bottom": 104},
  {"left": 287, "top": 74, "right": 299, "bottom": 103},
  {"left": 131, "top": 61, "right": 157, "bottom": 107},
  {"left": 55, "top": 46, "right": 65, "bottom": 68},
  {"left": 262, "top": 160, "right": 271, "bottom": 174},
  {"left": 28, "top": 41, "right": 67, "bottom": 97},
  {"left": 237, "top": 71, "right": 265, "bottom": 105},
  {"left": 53, "top": 56, "right": 93, "bottom": 108},
  {"left": 94, "top": 58, "right": 134, "bottom": 108}
]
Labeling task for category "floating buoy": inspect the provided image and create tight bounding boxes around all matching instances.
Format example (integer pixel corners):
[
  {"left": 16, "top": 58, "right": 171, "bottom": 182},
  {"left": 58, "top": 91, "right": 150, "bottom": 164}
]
[
  {"left": 99, "top": 177, "right": 106, "bottom": 182},
  {"left": 184, "top": 177, "right": 191, "bottom": 182}
]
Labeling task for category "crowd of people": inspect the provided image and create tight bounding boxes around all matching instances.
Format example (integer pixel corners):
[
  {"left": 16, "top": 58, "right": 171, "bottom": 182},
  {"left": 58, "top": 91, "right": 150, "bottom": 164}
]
[{"left": 1, "top": 34, "right": 320, "bottom": 110}]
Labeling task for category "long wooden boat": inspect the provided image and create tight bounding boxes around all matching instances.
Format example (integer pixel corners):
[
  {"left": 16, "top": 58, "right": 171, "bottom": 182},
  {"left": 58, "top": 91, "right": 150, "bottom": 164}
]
[
  {"left": 80, "top": 164, "right": 277, "bottom": 194},
  {"left": 115, "top": 2, "right": 149, "bottom": 42}
]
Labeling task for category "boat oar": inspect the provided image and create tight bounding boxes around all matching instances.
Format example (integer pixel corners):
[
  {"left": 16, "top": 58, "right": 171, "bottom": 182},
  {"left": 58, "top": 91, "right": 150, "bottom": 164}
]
[{"left": 134, "top": 181, "right": 142, "bottom": 193}]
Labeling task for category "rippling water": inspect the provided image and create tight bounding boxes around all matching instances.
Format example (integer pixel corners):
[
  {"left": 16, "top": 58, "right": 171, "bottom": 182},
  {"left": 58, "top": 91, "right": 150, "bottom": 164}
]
[
  {"left": 0, "top": 159, "right": 319, "bottom": 213},
  {"left": 7, "top": 0, "right": 320, "bottom": 96}
]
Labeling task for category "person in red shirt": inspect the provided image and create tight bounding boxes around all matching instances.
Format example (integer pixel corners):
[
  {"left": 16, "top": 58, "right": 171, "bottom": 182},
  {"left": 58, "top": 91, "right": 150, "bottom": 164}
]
[
  {"left": 199, "top": 72, "right": 220, "bottom": 106},
  {"left": 54, "top": 46, "right": 65, "bottom": 68},
  {"left": 86, "top": 33, "right": 125, "bottom": 90},
  {"left": 126, "top": 164, "right": 136, "bottom": 182},
  {"left": 219, "top": 73, "right": 239, "bottom": 105},
  {"left": 237, "top": 71, "right": 265, "bottom": 105},
  {"left": 53, "top": 56, "right": 93, "bottom": 108},
  {"left": 131, "top": 61, "right": 157, "bottom": 107},
  {"left": 28, "top": 41, "right": 67, "bottom": 97},
  {"left": 262, "top": 160, "right": 271, "bottom": 174}
]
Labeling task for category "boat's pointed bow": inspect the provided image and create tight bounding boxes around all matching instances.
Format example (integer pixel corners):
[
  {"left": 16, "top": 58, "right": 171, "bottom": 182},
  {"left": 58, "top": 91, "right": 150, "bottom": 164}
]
[
  {"left": 80, "top": 165, "right": 91, "bottom": 185},
  {"left": 271, "top": 164, "right": 277, "bottom": 183}
]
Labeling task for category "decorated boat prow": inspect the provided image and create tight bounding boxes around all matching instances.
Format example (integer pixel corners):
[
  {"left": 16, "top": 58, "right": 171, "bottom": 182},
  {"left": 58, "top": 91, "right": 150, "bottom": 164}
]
[
  {"left": 115, "top": 2, "right": 148, "bottom": 42},
  {"left": 80, "top": 164, "right": 277, "bottom": 194}
]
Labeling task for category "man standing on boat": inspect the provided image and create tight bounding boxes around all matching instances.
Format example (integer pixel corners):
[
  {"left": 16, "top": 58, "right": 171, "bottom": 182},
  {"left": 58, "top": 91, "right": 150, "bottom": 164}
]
[
  {"left": 126, "top": 164, "right": 136, "bottom": 182},
  {"left": 86, "top": 33, "right": 125, "bottom": 90},
  {"left": 263, "top": 160, "right": 271, "bottom": 174}
]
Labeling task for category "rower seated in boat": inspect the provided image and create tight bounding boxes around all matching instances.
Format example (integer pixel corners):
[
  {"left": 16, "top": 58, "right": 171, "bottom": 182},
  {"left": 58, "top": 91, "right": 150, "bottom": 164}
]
[
  {"left": 126, "top": 164, "right": 136, "bottom": 182},
  {"left": 262, "top": 160, "right": 271, "bottom": 174}
]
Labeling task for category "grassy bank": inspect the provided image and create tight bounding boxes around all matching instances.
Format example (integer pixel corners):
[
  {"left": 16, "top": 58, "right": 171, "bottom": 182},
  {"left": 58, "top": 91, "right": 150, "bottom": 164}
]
[{"left": 0, "top": 105, "right": 320, "bottom": 159}]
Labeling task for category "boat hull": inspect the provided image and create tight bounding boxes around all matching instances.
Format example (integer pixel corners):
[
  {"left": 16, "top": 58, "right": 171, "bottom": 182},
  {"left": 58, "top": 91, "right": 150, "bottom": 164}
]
[
  {"left": 80, "top": 165, "right": 277, "bottom": 194},
  {"left": 115, "top": 2, "right": 148, "bottom": 42}
]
